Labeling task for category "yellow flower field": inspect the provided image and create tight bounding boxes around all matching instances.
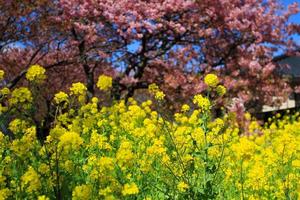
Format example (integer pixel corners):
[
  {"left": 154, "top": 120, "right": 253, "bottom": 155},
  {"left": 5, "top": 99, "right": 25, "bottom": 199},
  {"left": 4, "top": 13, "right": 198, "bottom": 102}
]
[{"left": 0, "top": 68, "right": 299, "bottom": 199}]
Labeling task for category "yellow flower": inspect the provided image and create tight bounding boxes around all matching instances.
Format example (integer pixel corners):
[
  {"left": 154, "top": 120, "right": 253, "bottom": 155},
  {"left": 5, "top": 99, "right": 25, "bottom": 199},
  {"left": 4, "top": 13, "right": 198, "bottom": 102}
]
[
  {"left": 154, "top": 91, "right": 165, "bottom": 100},
  {"left": 216, "top": 85, "right": 226, "bottom": 96},
  {"left": 72, "top": 185, "right": 92, "bottom": 200},
  {"left": 231, "top": 137, "right": 256, "bottom": 160},
  {"left": 98, "top": 156, "right": 115, "bottom": 172},
  {"left": 0, "top": 104, "right": 7, "bottom": 114},
  {"left": 0, "top": 70, "right": 4, "bottom": 80},
  {"left": 0, "top": 188, "right": 11, "bottom": 199},
  {"left": 97, "top": 75, "right": 113, "bottom": 91},
  {"left": 58, "top": 131, "right": 83, "bottom": 153},
  {"left": 21, "top": 166, "right": 41, "bottom": 194},
  {"left": 50, "top": 126, "right": 66, "bottom": 139},
  {"left": 26, "top": 64, "right": 46, "bottom": 83},
  {"left": 191, "top": 127, "right": 205, "bottom": 145},
  {"left": 10, "top": 127, "right": 37, "bottom": 158},
  {"left": 181, "top": 104, "right": 190, "bottom": 112},
  {"left": 70, "top": 82, "right": 87, "bottom": 95},
  {"left": 193, "top": 94, "right": 211, "bottom": 112},
  {"left": 116, "top": 140, "right": 135, "bottom": 167},
  {"left": 244, "top": 112, "right": 251, "bottom": 120},
  {"left": 38, "top": 195, "right": 49, "bottom": 200},
  {"left": 146, "top": 138, "right": 166, "bottom": 156},
  {"left": 70, "top": 82, "right": 87, "bottom": 103},
  {"left": 214, "top": 118, "right": 224, "bottom": 127},
  {"left": 122, "top": 183, "right": 139, "bottom": 196},
  {"left": 91, "top": 97, "right": 99, "bottom": 104},
  {"left": 8, "top": 119, "right": 29, "bottom": 134},
  {"left": 89, "top": 131, "right": 111, "bottom": 150},
  {"left": 204, "top": 74, "right": 219, "bottom": 87},
  {"left": 54, "top": 91, "right": 69, "bottom": 105},
  {"left": 0, "top": 87, "right": 10, "bottom": 96},
  {"left": 177, "top": 181, "right": 189, "bottom": 192},
  {"left": 148, "top": 84, "right": 165, "bottom": 100},
  {"left": 292, "top": 160, "right": 300, "bottom": 168},
  {"left": 148, "top": 83, "right": 159, "bottom": 93},
  {"left": 99, "top": 187, "right": 112, "bottom": 197},
  {"left": 9, "top": 87, "right": 32, "bottom": 106},
  {"left": 38, "top": 163, "right": 50, "bottom": 175},
  {"left": 0, "top": 131, "right": 7, "bottom": 150}
]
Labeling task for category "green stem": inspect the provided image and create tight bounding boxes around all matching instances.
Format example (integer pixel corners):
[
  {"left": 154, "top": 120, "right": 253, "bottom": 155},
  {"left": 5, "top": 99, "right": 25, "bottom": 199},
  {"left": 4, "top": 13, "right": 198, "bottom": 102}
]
[{"left": 240, "top": 160, "right": 244, "bottom": 200}]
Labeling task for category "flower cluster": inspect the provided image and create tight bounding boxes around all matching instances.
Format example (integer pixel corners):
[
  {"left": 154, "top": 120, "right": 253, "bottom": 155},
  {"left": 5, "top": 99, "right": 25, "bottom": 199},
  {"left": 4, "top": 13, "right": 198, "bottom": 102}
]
[
  {"left": 72, "top": 185, "right": 92, "bottom": 200},
  {"left": 204, "top": 73, "right": 219, "bottom": 87},
  {"left": 97, "top": 75, "right": 112, "bottom": 91},
  {"left": 0, "top": 71, "right": 299, "bottom": 199},
  {"left": 177, "top": 182, "right": 189, "bottom": 192},
  {"left": 148, "top": 83, "right": 165, "bottom": 100},
  {"left": 0, "top": 87, "right": 10, "bottom": 96},
  {"left": 70, "top": 82, "right": 87, "bottom": 103},
  {"left": 21, "top": 166, "right": 41, "bottom": 194},
  {"left": 70, "top": 82, "right": 87, "bottom": 96},
  {"left": 193, "top": 94, "right": 211, "bottom": 112},
  {"left": 26, "top": 64, "right": 46, "bottom": 83},
  {"left": 9, "top": 87, "right": 33, "bottom": 108},
  {"left": 204, "top": 74, "right": 226, "bottom": 96},
  {"left": 181, "top": 104, "right": 190, "bottom": 112},
  {"left": 54, "top": 91, "right": 69, "bottom": 106},
  {"left": 216, "top": 85, "right": 226, "bottom": 96},
  {"left": 122, "top": 183, "right": 139, "bottom": 196},
  {"left": 0, "top": 70, "right": 4, "bottom": 80}
]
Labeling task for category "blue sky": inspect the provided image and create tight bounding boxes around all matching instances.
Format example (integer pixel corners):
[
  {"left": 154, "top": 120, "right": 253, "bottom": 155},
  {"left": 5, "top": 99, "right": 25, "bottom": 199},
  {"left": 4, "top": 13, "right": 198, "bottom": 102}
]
[{"left": 282, "top": 0, "right": 300, "bottom": 23}]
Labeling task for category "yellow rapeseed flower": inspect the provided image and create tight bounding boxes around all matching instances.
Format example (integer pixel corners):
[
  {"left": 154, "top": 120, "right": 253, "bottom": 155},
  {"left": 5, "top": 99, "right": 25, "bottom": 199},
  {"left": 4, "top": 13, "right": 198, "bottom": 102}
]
[
  {"left": 70, "top": 82, "right": 87, "bottom": 103},
  {"left": 26, "top": 64, "right": 46, "bottom": 83},
  {"left": 0, "top": 105, "right": 7, "bottom": 114},
  {"left": 21, "top": 166, "right": 41, "bottom": 194},
  {"left": 0, "top": 87, "right": 10, "bottom": 96},
  {"left": 116, "top": 140, "right": 135, "bottom": 167},
  {"left": 97, "top": 75, "right": 113, "bottom": 91},
  {"left": 216, "top": 85, "right": 226, "bottom": 96},
  {"left": 292, "top": 160, "right": 300, "bottom": 168},
  {"left": 10, "top": 127, "right": 37, "bottom": 158},
  {"left": 54, "top": 91, "right": 69, "bottom": 105},
  {"left": 154, "top": 91, "right": 165, "bottom": 100},
  {"left": 70, "top": 82, "right": 87, "bottom": 96},
  {"left": 99, "top": 187, "right": 112, "bottom": 197},
  {"left": 181, "top": 104, "right": 190, "bottom": 112},
  {"left": 148, "top": 83, "right": 165, "bottom": 101},
  {"left": 8, "top": 119, "right": 29, "bottom": 134},
  {"left": 148, "top": 83, "right": 159, "bottom": 93},
  {"left": 0, "top": 188, "right": 11, "bottom": 199},
  {"left": 0, "top": 70, "right": 5, "bottom": 80},
  {"left": 193, "top": 94, "right": 211, "bottom": 112},
  {"left": 204, "top": 74, "right": 219, "bottom": 87},
  {"left": 58, "top": 131, "right": 83, "bottom": 153},
  {"left": 38, "top": 195, "right": 50, "bottom": 200},
  {"left": 122, "top": 183, "right": 139, "bottom": 196},
  {"left": 177, "top": 181, "right": 189, "bottom": 192},
  {"left": 72, "top": 185, "right": 92, "bottom": 200},
  {"left": 9, "top": 87, "right": 32, "bottom": 106}
]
